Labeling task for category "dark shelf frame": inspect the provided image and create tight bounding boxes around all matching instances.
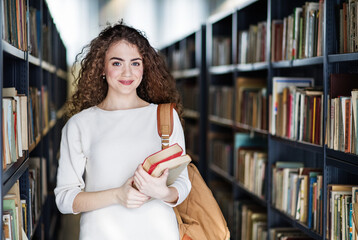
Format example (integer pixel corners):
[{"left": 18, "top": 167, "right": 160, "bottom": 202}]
[
  {"left": 270, "top": 135, "right": 324, "bottom": 154},
  {"left": 270, "top": 206, "right": 323, "bottom": 240},
  {"left": 1, "top": 0, "right": 68, "bottom": 239},
  {"left": 161, "top": 0, "right": 358, "bottom": 239}
]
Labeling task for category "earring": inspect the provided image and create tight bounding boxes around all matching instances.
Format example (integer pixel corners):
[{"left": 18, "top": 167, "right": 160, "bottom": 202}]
[{"left": 102, "top": 74, "right": 106, "bottom": 80}]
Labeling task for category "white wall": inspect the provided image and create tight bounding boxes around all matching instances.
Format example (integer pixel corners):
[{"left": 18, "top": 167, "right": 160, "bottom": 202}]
[
  {"left": 47, "top": 0, "right": 99, "bottom": 66},
  {"left": 47, "top": 0, "right": 251, "bottom": 65}
]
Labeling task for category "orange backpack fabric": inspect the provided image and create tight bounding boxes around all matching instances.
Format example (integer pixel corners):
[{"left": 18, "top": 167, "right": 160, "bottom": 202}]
[{"left": 157, "top": 103, "right": 230, "bottom": 240}]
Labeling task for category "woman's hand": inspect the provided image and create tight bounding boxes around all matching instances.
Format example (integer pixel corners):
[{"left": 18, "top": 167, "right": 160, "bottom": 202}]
[
  {"left": 115, "top": 176, "right": 150, "bottom": 208},
  {"left": 133, "top": 164, "right": 171, "bottom": 200}
]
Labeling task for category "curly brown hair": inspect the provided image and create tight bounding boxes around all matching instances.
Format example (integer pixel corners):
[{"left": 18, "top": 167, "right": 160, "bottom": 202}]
[{"left": 67, "top": 21, "right": 184, "bottom": 125}]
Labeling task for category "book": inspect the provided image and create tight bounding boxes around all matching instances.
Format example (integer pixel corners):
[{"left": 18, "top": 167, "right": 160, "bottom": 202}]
[
  {"left": 142, "top": 143, "right": 191, "bottom": 185},
  {"left": 271, "top": 77, "right": 314, "bottom": 135}
]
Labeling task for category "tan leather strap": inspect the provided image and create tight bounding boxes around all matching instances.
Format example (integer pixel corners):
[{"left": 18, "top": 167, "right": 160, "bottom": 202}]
[
  {"left": 173, "top": 206, "right": 183, "bottom": 224},
  {"left": 157, "top": 103, "right": 175, "bottom": 149}
]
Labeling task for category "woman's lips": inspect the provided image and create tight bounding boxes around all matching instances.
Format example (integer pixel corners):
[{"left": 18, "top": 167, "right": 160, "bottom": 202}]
[{"left": 119, "top": 80, "right": 134, "bottom": 85}]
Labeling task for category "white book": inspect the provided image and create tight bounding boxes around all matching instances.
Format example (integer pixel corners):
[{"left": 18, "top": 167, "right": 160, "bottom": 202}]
[{"left": 304, "top": 2, "right": 319, "bottom": 58}]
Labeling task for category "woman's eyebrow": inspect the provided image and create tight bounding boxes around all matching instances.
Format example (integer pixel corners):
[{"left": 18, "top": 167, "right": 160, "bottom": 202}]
[{"left": 109, "top": 57, "right": 142, "bottom": 61}]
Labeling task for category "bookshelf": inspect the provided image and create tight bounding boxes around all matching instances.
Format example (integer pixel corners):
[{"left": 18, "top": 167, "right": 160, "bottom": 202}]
[
  {"left": 1, "top": 0, "right": 68, "bottom": 239},
  {"left": 160, "top": 25, "right": 207, "bottom": 178},
  {"left": 162, "top": 0, "right": 358, "bottom": 239}
]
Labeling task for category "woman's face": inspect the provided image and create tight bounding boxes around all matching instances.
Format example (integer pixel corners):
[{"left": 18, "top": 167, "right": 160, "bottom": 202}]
[{"left": 103, "top": 40, "right": 144, "bottom": 98}]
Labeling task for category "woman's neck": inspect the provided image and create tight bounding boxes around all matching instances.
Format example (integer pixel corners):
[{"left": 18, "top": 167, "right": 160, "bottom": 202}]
[{"left": 98, "top": 94, "right": 149, "bottom": 111}]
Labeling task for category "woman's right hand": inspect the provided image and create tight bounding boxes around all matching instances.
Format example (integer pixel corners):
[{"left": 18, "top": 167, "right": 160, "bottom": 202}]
[{"left": 115, "top": 176, "right": 150, "bottom": 208}]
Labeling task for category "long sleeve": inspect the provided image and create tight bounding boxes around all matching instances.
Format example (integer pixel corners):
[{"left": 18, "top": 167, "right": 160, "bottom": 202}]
[
  {"left": 166, "top": 109, "right": 192, "bottom": 207},
  {"left": 54, "top": 117, "right": 87, "bottom": 214}
]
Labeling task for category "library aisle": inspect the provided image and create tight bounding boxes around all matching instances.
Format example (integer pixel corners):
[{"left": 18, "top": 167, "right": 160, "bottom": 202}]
[{"left": 2, "top": 0, "right": 358, "bottom": 240}]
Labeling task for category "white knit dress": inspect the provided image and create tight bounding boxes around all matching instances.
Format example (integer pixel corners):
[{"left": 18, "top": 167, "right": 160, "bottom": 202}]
[{"left": 54, "top": 103, "right": 191, "bottom": 240}]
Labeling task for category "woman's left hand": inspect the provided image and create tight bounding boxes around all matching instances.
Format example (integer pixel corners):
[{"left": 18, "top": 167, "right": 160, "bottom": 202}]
[{"left": 133, "top": 164, "right": 170, "bottom": 200}]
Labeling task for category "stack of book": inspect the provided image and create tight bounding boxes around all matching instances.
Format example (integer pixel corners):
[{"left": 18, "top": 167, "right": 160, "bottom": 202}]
[
  {"left": 326, "top": 185, "right": 358, "bottom": 240},
  {"left": 337, "top": 1, "right": 358, "bottom": 54},
  {"left": 2, "top": 88, "right": 28, "bottom": 169},
  {"left": 271, "top": 1, "right": 324, "bottom": 61},
  {"left": 29, "top": 7, "right": 40, "bottom": 57},
  {"left": 233, "top": 200, "right": 267, "bottom": 240},
  {"left": 270, "top": 77, "right": 325, "bottom": 145},
  {"left": 235, "top": 148, "right": 267, "bottom": 199},
  {"left": 180, "top": 84, "right": 199, "bottom": 112},
  {"left": 326, "top": 73, "right": 358, "bottom": 154},
  {"left": 235, "top": 77, "right": 267, "bottom": 130},
  {"left": 28, "top": 87, "right": 41, "bottom": 148},
  {"left": 209, "top": 138, "right": 233, "bottom": 175},
  {"left": 212, "top": 36, "right": 231, "bottom": 66},
  {"left": 209, "top": 86, "right": 234, "bottom": 121},
  {"left": 272, "top": 162, "right": 323, "bottom": 233},
  {"left": 234, "top": 133, "right": 267, "bottom": 198},
  {"left": 237, "top": 21, "right": 267, "bottom": 64},
  {"left": 2, "top": 0, "right": 28, "bottom": 51},
  {"left": 3, "top": 181, "right": 27, "bottom": 240}
]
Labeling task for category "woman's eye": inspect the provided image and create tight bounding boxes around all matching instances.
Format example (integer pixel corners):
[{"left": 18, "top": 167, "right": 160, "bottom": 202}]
[
  {"left": 113, "top": 62, "right": 121, "bottom": 66},
  {"left": 132, "top": 62, "right": 140, "bottom": 66}
]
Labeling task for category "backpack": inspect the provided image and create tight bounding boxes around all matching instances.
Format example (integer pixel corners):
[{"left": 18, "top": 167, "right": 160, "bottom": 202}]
[{"left": 157, "top": 103, "right": 230, "bottom": 240}]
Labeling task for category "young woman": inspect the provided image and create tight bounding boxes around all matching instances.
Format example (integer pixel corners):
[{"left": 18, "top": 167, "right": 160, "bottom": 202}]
[{"left": 54, "top": 21, "right": 191, "bottom": 240}]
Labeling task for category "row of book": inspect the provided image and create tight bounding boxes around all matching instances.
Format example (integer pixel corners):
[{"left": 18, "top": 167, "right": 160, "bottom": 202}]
[
  {"left": 212, "top": 36, "right": 231, "bottom": 66},
  {"left": 183, "top": 123, "right": 200, "bottom": 161},
  {"left": 2, "top": 157, "right": 47, "bottom": 240},
  {"left": 326, "top": 73, "right": 358, "bottom": 154},
  {"left": 272, "top": 162, "right": 323, "bottom": 233},
  {"left": 29, "top": 7, "right": 41, "bottom": 57},
  {"left": 178, "top": 84, "right": 199, "bottom": 112},
  {"left": 270, "top": 77, "right": 324, "bottom": 145},
  {"left": 235, "top": 148, "right": 267, "bottom": 199},
  {"left": 210, "top": 132, "right": 267, "bottom": 182},
  {"left": 209, "top": 137, "right": 233, "bottom": 175},
  {"left": 2, "top": 88, "right": 28, "bottom": 168},
  {"left": 326, "top": 185, "right": 358, "bottom": 240},
  {"left": 2, "top": 0, "right": 28, "bottom": 51},
  {"left": 2, "top": 86, "right": 52, "bottom": 169},
  {"left": 234, "top": 199, "right": 315, "bottom": 240},
  {"left": 337, "top": 1, "right": 358, "bottom": 54},
  {"left": 166, "top": 38, "right": 196, "bottom": 71},
  {"left": 238, "top": 21, "right": 267, "bottom": 64},
  {"left": 271, "top": 1, "right": 324, "bottom": 62},
  {"left": 209, "top": 85, "right": 234, "bottom": 121},
  {"left": 235, "top": 77, "right": 267, "bottom": 130},
  {"left": 327, "top": 91, "right": 358, "bottom": 154}
]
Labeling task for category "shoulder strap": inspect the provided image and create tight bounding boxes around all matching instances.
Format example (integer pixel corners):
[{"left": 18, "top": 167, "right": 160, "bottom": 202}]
[{"left": 157, "top": 103, "right": 175, "bottom": 149}]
